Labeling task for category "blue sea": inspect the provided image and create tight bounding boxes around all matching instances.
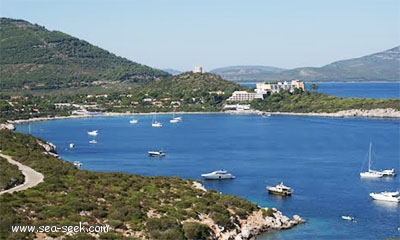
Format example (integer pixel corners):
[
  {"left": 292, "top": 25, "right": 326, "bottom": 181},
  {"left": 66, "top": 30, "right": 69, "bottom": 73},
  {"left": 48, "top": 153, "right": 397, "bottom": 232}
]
[{"left": 16, "top": 83, "right": 400, "bottom": 240}]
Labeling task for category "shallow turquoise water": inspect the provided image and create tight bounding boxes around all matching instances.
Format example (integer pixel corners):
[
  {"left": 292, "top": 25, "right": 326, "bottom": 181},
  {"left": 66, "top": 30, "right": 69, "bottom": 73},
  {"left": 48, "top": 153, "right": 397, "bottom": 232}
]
[{"left": 17, "top": 114, "right": 400, "bottom": 239}]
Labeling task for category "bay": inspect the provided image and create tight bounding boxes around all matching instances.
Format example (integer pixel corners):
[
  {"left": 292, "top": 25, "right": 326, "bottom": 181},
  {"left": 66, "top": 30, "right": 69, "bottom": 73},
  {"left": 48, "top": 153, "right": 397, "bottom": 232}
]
[{"left": 17, "top": 114, "right": 400, "bottom": 239}]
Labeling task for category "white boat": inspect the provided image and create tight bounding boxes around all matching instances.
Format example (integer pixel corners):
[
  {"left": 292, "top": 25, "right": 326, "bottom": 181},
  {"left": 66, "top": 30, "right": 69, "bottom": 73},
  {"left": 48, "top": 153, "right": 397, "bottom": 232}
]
[
  {"left": 266, "top": 182, "right": 293, "bottom": 196},
  {"left": 170, "top": 110, "right": 182, "bottom": 123},
  {"left": 89, "top": 139, "right": 97, "bottom": 144},
  {"left": 341, "top": 216, "right": 355, "bottom": 221},
  {"left": 69, "top": 143, "right": 75, "bottom": 148},
  {"left": 201, "top": 170, "right": 235, "bottom": 180},
  {"left": 129, "top": 118, "right": 138, "bottom": 124},
  {"left": 360, "top": 142, "right": 383, "bottom": 178},
  {"left": 73, "top": 161, "right": 82, "bottom": 168},
  {"left": 148, "top": 150, "right": 165, "bottom": 157},
  {"left": 151, "top": 115, "right": 163, "bottom": 128},
  {"left": 87, "top": 130, "right": 99, "bottom": 136},
  {"left": 370, "top": 191, "right": 400, "bottom": 203},
  {"left": 373, "top": 168, "right": 396, "bottom": 177}
]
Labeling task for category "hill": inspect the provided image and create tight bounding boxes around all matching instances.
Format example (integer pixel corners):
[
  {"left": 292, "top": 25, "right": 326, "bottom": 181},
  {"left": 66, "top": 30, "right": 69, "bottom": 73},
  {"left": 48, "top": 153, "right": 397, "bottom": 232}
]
[
  {"left": 210, "top": 65, "right": 286, "bottom": 82},
  {"left": 211, "top": 47, "right": 400, "bottom": 82},
  {"left": 0, "top": 18, "right": 169, "bottom": 91}
]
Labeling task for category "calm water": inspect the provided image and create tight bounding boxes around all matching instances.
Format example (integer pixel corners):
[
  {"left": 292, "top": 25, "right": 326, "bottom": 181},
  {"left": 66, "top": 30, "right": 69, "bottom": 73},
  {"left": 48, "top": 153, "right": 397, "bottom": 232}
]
[
  {"left": 242, "top": 82, "right": 400, "bottom": 99},
  {"left": 17, "top": 114, "right": 400, "bottom": 239}
]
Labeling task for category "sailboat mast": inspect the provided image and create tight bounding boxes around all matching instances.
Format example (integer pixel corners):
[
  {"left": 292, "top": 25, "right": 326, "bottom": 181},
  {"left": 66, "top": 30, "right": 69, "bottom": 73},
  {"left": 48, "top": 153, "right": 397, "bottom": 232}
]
[{"left": 368, "top": 142, "right": 372, "bottom": 171}]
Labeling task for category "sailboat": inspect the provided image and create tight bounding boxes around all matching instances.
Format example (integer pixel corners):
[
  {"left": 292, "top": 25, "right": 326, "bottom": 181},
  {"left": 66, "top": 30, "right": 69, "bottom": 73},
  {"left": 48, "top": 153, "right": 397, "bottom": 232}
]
[
  {"left": 170, "top": 109, "right": 182, "bottom": 123},
  {"left": 360, "top": 142, "right": 383, "bottom": 178},
  {"left": 151, "top": 114, "right": 162, "bottom": 128}
]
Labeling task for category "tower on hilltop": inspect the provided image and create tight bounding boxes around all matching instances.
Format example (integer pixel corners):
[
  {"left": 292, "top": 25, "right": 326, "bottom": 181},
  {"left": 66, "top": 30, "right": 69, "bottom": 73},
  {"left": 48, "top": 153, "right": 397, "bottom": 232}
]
[{"left": 193, "top": 66, "right": 203, "bottom": 73}]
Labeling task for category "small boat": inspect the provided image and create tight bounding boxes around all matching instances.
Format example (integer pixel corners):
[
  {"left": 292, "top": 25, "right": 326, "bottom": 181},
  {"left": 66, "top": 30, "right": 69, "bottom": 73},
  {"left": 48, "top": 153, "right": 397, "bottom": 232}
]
[
  {"left": 89, "top": 139, "right": 97, "bottom": 144},
  {"left": 169, "top": 117, "right": 181, "bottom": 123},
  {"left": 151, "top": 115, "right": 163, "bottom": 128},
  {"left": 129, "top": 118, "right": 138, "bottom": 124},
  {"left": 87, "top": 130, "right": 99, "bottom": 136},
  {"left": 170, "top": 110, "right": 182, "bottom": 123},
  {"left": 73, "top": 161, "right": 82, "bottom": 168},
  {"left": 378, "top": 168, "right": 396, "bottom": 177},
  {"left": 360, "top": 142, "right": 383, "bottom": 178},
  {"left": 148, "top": 150, "right": 165, "bottom": 157},
  {"left": 69, "top": 143, "right": 75, "bottom": 148},
  {"left": 266, "top": 182, "right": 293, "bottom": 196},
  {"left": 370, "top": 191, "right": 400, "bottom": 203},
  {"left": 201, "top": 170, "right": 235, "bottom": 180},
  {"left": 341, "top": 216, "right": 355, "bottom": 221}
]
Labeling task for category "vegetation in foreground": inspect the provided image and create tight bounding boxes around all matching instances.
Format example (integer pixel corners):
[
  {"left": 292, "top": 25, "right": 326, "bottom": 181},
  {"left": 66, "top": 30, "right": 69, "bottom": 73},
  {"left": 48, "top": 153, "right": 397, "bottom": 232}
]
[
  {"left": 0, "top": 157, "right": 25, "bottom": 191},
  {"left": 0, "top": 130, "right": 258, "bottom": 240}
]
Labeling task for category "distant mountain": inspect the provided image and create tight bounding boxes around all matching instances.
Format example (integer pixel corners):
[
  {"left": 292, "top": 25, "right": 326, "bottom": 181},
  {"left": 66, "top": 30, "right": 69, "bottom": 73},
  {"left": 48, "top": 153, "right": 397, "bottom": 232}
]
[
  {"left": 0, "top": 18, "right": 170, "bottom": 91},
  {"left": 211, "top": 47, "right": 400, "bottom": 82},
  {"left": 162, "top": 68, "right": 182, "bottom": 75},
  {"left": 210, "top": 65, "right": 286, "bottom": 82}
]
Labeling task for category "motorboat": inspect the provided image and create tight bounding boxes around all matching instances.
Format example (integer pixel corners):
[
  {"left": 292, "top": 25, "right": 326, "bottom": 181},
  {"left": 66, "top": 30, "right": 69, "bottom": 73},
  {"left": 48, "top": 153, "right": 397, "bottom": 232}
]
[
  {"left": 89, "top": 139, "right": 97, "bottom": 144},
  {"left": 69, "top": 143, "right": 75, "bottom": 148},
  {"left": 129, "top": 118, "right": 138, "bottom": 124},
  {"left": 376, "top": 168, "right": 396, "bottom": 177},
  {"left": 73, "top": 161, "right": 82, "bottom": 168},
  {"left": 148, "top": 150, "right": 165, "bottom": 157},
  {"left": 266, "top": 182, "right": 293, "bottom": 196},
  {"left": 360, "top": 142, "right": 383, "bottom": 178},
  {"left": 370, "top": 191, "right": 400, "bottom": 203},
  {"left": 341, "top": 216, "right": 355, "bottom": 221},
  {"left": 87, "top": 130, "right": 99, "bottom": 136},
  {"left": 201, "top": 170, "right": 235, "bottom": 180}
]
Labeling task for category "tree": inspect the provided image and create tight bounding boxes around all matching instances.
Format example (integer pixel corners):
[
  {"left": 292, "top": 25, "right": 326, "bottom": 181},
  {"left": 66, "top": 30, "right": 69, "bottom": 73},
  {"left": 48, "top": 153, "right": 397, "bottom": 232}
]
[{"left": 310, "top": 83, "right": 318, "bottom": 92}]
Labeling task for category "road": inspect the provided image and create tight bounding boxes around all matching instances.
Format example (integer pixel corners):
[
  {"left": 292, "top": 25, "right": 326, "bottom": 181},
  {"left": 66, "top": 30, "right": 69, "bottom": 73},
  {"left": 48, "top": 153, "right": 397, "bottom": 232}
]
[{"left": 0, "top": 153, "right": 44, "bottom": 195}]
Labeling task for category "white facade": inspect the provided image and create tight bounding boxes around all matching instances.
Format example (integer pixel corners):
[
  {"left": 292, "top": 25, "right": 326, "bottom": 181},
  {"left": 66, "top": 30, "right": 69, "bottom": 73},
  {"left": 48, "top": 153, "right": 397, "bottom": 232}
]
[
  {"left": 255, "top": 80, "right": 305, "bottom": 95},
  {"left": 193, "top": 66, "right": 203, "bottom": 73},
  {"left": 227, "top": 91, "right": 263, "bottom": 102}
]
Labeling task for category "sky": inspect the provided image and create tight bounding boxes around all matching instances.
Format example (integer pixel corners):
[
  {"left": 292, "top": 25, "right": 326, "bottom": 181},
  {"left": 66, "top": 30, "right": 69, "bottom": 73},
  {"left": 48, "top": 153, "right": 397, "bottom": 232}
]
[{"left": 1, "top": 0, "right": 399, "bottom": 72}]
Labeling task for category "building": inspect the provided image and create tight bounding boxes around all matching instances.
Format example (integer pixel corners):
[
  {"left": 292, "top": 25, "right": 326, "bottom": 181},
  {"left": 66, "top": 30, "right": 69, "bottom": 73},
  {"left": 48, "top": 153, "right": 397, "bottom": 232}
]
[
  {"left": 193, "top": 66, "right": 203, "bottom": 73},
  {"left": 227, "top": 91, "right": 264, "bottom": 102},
  {"left": 255, "top": 80, "right": 305, "bottom": 95}
]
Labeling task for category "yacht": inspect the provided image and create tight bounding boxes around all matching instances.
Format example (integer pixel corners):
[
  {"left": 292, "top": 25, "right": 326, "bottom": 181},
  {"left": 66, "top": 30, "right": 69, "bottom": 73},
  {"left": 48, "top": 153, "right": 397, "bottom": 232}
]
[
  {"left": 69, "top": 143, "right": 75, "bottom": 149},
  {"left": 151, "top": 115, "right": 163, "bottom": 128},
  {"left": 87, "top": 130, "right": 99, "bottom": 136},
  {"left": 376, "top": 168, "right": 396, "bottom": 177},
  {"left": 201, "top": 170, "right": 235, "bottom": 180},
  {"left": 170, "top": 111, "right": 182, "bottom": 123},
  {"left": 148, "top": 150, "right": 165, "bottom": 157},
  {"left": 360, "top": 142, "right": 383, "bottom": 178},
  {"left": 341, "top": 216, "right": 355, "bottom": 221},
  {"left": 266, "top": 182, "right": 293, "bottom": 196},
  {"left": 370, "top": 191, "right": 400, "bottom": 203},
  {"left": 89, "top": 139, "right": 97, "bottom": 144},
  {"left": 129, "top": 118, "right": 138, "bottom": 124}
]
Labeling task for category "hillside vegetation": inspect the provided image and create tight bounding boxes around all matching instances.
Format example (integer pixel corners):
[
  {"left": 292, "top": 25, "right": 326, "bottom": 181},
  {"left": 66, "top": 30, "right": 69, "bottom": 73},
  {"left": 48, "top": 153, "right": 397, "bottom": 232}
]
[
  {"left": 0, "top": 130, "right": 260, "bottom": 239},
  {"left": 0, "top": 18, "right": 169, "bottom": 91},
  {"left": 251, "top": 91, "right": 400, "bottom": 113}
]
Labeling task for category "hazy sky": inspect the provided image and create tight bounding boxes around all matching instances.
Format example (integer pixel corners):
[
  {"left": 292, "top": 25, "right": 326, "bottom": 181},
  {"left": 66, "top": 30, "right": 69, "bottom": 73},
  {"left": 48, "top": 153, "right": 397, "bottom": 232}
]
[{"left": 1, "top": 0, "right": 399, "bottom": 71}]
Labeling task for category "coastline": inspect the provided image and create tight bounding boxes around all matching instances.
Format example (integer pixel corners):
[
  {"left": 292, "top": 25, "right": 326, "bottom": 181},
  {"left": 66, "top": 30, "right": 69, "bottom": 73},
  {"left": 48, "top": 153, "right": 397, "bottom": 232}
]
[{"left": 6, "top": 107, "right": 400, "bottom": 126}]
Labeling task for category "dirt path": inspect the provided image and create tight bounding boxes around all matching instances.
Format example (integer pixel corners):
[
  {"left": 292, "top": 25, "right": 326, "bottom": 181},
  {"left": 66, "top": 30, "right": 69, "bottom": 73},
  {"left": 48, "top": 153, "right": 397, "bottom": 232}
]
[{"left": 0, "top": 153, "right": 44, "bottom": 195}]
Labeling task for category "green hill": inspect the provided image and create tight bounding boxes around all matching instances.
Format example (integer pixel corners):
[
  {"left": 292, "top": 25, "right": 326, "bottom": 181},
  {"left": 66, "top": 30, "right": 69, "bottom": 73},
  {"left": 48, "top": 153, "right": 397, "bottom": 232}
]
[
  {"left": 0, "top": 18, "right": 169, "bottom": 91},
  {"left": 211, "top": 47, "right": 400, "bottom": 82}
]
